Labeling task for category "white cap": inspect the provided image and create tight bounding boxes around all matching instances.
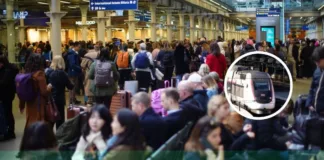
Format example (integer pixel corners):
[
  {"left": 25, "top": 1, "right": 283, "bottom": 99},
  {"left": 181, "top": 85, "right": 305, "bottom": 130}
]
[{"left": 187, "top": 72, "right": 202, "bottom": 83}]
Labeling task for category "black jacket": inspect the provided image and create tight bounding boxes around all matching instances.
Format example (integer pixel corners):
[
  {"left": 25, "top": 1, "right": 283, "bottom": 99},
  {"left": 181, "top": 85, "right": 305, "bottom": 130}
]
[
  {"left": 306, "top": 67, "right": 322, "bottom": 107},
  {"left": 193, "top": 90, "right": 209, "bottom": 113},
  {"left": 0, "top": 64, "right": 18, "bottom": 102},
  {"left": 180, "top": 103, "right": 205, "bottom": 124},
  {"left": 46, "top": 69, "right": 74, "bottom": 106},
  {"left": 174, "top": 45, "right": 190, "bottom": 75},
  {"left": 247, "top": 118, "right": 287, "bottom": 150},
  {"left": 314, "top": 70, "right": 324, "bottom": 114},
  {"left": 241, "top": 44, "right": 255, "bottom": 55},
  {"left": 139, "top": 108, "right": 168, "bottom": 150},
  {"left": 163, "top": 110, "right": 186, "bottom": 139}
]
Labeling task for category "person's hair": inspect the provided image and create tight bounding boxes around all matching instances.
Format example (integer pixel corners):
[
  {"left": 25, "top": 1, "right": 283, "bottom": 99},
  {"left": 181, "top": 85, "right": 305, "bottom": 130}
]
[
  {"left": 128, "top": 41, "right": 134, "bottom": 49},
  {"left": 202, "top": 75, "right": 217, "bottom": 89},
  {"left": 50, "top": 56, "right": 65, "bottom": 70},
  {"left": 132, "top": 92, "right": 151, "bottom": 108},
  {"left": 98, "top": 48, "right": 110, "bottom": 62},
  {"left": 163, "top": 88, "right": 180, "bottom": 102},
  {"left": 146, "top": 43, "right": 153, "bottom": 52},
  {"left": 107, "top": 109, "right": 145, "bottom": 152},
  {"left": 210, "top": 41, "right": 221, "bottom": 56},
  {"left": 198, "top": 64, "right": 210, "bottom": 77},
  {"left": 161, "top": 41, "right": 172, "bottom": 51},
  {"left": 314, "top": 46, "right": 324, "bottom": 62},
  {"left": 178, "top": 80, "right": 194, "bottom": 94},
  {"left": 25, "top": 54, "right": 44, "bottom": 73},
  {"left": 267, "top": 42, "right": 272, "bottom": 48},
  {"left": 275, "top": 44, "right": 281, "bottom": 52},
  {"left": 19, "top": 122, "right": 57, "bottom": 157},
  {"left": 0, "top": 55, "right": 9, "bottom": 66},
  {"left": 73, "top": 41, "right": 80, "bottom": 47},
  {"left": 123, "top": 44, "right": 128, "bottom": 51},
  {"left": 202, "top": 43, "right": 210, "bottom": 53},
  {"left": 185, "top": 116, "right": 221, "bottom": 152},
  {"left": 207, "top": 95, "right": 228, "bottom": 117},
  {"left": 223, "top": 112, "right": 244, "bottom": 134},
  {"left": 209, "top": 72, "right": 220, "bottom": 82},
  {"left": 152, "top": 42, "right": 160, "bottom": 50},
  {"left": 283, "top": 99, "right": 294, "bottom": 115},
  {"left": 82, "top": 105, "right": 112, "bottom": 141}
]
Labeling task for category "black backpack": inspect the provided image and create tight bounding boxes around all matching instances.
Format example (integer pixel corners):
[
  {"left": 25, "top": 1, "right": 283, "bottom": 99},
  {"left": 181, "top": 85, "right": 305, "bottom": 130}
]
[{"left": 163, "top": 51, "right": 174, "bottom": 67}]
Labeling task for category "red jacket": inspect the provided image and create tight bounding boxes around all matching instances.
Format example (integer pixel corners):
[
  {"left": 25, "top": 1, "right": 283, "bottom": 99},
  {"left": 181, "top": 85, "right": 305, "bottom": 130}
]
[{"left": 206, "top": 54, "right": 227, "bottom": 79}]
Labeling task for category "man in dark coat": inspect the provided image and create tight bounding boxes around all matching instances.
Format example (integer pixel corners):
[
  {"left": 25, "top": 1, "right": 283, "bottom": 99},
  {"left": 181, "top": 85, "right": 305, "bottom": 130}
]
[
  {"left": 131, "top": 92, "right": 167, "bottom": 150},
  {"left": 312, "top": 47, "right": 324, "bottom": 116}
]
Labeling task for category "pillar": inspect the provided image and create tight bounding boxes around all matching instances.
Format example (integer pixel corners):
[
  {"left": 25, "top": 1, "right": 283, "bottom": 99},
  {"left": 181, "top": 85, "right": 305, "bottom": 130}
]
[
  {"left": 141, "top": 28, "right": 146, "bottom": 40},
  {"left": 189, "top": 15, "right": 195, "bottom": 44},
  {"left": 125, "top": 10, "right": 138, "bottom": 42},
  {"left": 210, "top": 19, "right": 215, "bottom": 40},
  {"left": 106, "top": 11, "right": 112, "bottom": 41},
  {"left": 204, "top": 17, "right": 209, "bottom": 40},
  {"left": 95, "top": 11, "right": 105, "bottom": 42},
  {"left": 80, "top": 5, "right": 88, "bottom": 41},
  {"left": 3, "top": 0, "right": 15, "bottom": 62},
  {"left": 166, "top": 10, "right": 173, "bottom": 42},
  {"left": 179, "top": 13, "right": 185, "bottom": 41},
  {"left": 45, "top": 0, "right": 67, "bottom": 56},
  {"left": 150, "top": 3, "right": 158, "bottom": 42},
  {"left": 74, "top": 27, "right": 78, "bottom": 41},
  {"left": 197, "top": 16, "right": 203, "bottom": 39},
  {"left": 19, "top": 18, "right": 27, "bottom": 44}
]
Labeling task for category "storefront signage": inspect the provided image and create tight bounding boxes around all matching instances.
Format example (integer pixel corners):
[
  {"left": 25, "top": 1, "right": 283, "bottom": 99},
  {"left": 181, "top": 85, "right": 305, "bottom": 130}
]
[
  {"left": 302, "top": 25, "right": 309, "bottom": 31},
  {"left": 235, "top": 25, "right": 248, "bottom": 31},
  {"left": 75, "top": 21, "right": 96, "bottom": 25},
  {"left": 90, "top": 0, "right": 138, "bottom": 11},
  {"left": 1, "top": 10, "right": 28, "bottom": 19}
]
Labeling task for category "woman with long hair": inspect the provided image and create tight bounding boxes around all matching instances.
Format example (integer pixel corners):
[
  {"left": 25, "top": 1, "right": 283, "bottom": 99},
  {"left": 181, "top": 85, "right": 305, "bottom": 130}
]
[
  {"left": 18, "top": 122, "right": 59, "bottom": 160},
  {"left": 88, "top": 48, "right": 119, "bottom": 109},
  {"left": 156, "top": 41, "right": 174, "bottom": 82},
  {"left": 72, "top": 105, "right": 112, "bottom": 160},
  {"left": 206, "top": 42, "right": 227, "bottom": 79},
  {"left": 19, "top": 54, "right": 52, "bottom": 128},
  {"left": 102, "top": 109, "right": 146, "bottom": 160},
  {"left": 46, "top": 55, "right": 74, "bottom": 129},
  {"left": 184, "top": 116, "right": 224, "bottom": 160},
  {"left": 174, "top": 41, "right": 191, "bottom": 82},
  {"left": 202, "top": 75, "right": 218, "bottom": 99}
]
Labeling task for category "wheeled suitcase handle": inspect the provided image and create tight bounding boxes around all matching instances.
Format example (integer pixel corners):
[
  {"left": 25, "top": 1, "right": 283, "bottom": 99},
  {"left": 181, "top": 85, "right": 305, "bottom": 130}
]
[{"left": 164, "top": 80, "right": 170, "bottom": 88}]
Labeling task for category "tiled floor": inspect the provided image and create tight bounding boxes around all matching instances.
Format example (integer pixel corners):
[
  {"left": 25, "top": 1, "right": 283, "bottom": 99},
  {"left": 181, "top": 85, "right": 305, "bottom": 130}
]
[{"left": 0, "top": 79, "right": 312, "bottom": 160}]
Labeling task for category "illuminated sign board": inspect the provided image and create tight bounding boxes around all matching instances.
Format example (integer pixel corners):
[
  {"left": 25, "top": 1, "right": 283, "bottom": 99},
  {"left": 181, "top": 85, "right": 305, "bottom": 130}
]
[
  {"left": 75, "top": 21, "right": 96, "bottom": 25},
  {"left": 2, "top": 10, "right": 29, "bottom": 19},
  {"left": 90, "top": 0, "right": 138, "bottom": 11},
  {"left": 256, "top": 8, "right": 280, "bottom": 17}
]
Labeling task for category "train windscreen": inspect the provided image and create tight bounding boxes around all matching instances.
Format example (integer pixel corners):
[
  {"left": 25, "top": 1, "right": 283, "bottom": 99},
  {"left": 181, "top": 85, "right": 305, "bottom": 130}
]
[
  {"left": 253, "top": 79, "right": 272, "bottom": 103},
  {"left": 254, "top": 81, "right": 270, "bottom": 91}
]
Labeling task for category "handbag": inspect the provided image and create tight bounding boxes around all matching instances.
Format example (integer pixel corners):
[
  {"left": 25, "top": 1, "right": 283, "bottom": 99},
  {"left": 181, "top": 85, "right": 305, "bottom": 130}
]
[{"left": 46, "top": 95, "right": 61, "bottom": 122}]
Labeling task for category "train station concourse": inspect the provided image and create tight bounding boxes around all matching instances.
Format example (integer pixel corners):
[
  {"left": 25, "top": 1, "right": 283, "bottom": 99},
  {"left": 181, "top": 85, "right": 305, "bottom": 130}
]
[{"left": 0, "top": 0, "right": 324, "bottom": 160}]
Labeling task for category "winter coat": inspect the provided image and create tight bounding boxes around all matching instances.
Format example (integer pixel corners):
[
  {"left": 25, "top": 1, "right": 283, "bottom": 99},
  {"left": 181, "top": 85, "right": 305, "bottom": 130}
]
[{"left": 306, "top": 67, "right": 322, "bottom": 108}]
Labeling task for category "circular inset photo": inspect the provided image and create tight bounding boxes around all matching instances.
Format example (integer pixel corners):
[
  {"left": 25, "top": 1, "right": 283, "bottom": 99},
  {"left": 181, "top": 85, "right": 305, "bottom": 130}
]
[{"left": 224, "top": 51, "right": 293, "bottom": 120}]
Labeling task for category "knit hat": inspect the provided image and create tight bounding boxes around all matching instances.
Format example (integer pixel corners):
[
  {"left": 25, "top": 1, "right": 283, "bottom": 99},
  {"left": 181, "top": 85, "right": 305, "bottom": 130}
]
[{"left": 188, "top": 72, "right": 202, "bottom": 83}]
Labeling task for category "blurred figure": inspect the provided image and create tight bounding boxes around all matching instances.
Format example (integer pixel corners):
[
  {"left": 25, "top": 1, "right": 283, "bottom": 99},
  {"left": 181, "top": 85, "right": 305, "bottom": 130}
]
[
  {"left": 202, "top": 75, "right": 218, "bottom": 99},
  {"left": 287, "top": 39, "right": 298, "bottom": 81},
  {"left": 206, "top": 42, "right": 227, "bottom": 79},
  {"left": 18, "top": 122, "right": 59, "bottom": 160}
]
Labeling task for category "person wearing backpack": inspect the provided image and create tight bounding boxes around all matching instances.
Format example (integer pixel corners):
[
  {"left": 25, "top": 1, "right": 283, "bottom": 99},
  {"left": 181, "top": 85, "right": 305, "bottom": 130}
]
[
  {"left": 131, "top": 43, "right": 154, "bottom": 93},
  {"left": 156, "top": 41, "right": 174, "bottom": 82},
  {"left": 88, "top": 48, "right": 119, "bottom": 109},
  {"left": 115, "top": 44, "right": 132, "bottom": 90},
  {"left": 0, "top": 55, "right": 18, "bottom": 140},
  {"left": 67, "top": 42, "right": 82, "bottom": 104},
  {"left": 81, "top": 44, "right": 100, "bottom": 107},
  {"left": 18, "top": 54, "right": 52, "bottom": 129}
]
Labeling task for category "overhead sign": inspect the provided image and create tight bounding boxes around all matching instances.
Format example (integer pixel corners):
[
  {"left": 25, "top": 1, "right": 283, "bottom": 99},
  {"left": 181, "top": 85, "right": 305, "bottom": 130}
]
[
  {"left": 2, "top": 10, "right": 28, "bottom": 19},
  {"left": 285, "top": 19, "right": 290, "bottom": 34},
  {"left": 75, "top": 21, "right": 96, "bottom": 25},
  {"left": 302, "top": 25, "right": 309, "bottom": 30},
  {"left": 256, "top": 8, "right": 280, "bottom": 17},
  {"left": 235, "top": 25, "right": 248, "bottom": 31},
  {"left": 134, "top": 10, "right": 151, "bottom": 22},
  {"left": 90, "top": 0, "right": 138, "bottom": 11}
]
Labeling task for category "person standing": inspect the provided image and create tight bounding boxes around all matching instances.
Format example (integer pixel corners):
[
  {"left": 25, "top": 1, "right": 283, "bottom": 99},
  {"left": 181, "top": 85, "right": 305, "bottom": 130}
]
[
  {"left": 46, "top": 56, "right": 74, "bottom": 129},
  {"left": 156, "top": 41, "right": 175, "bottom": 82},
  {"left": 287, "top": 39, "right": 298, "bottom": 81},
  {"left": 88, "top": 49, "right": 119, "bottom": 109},
  {"left": 206, "top": 42, "right": 227, "bottom": 80},
  {"left": 174, "top": 41, "right": 190, "bottom": 82},
  {"left": 19, "top": 54, "right": 52, "bottom": 129},
  {"left": 0, "top": 55, "right": 18, "bottom": 140},
  {"left": 115, "top": 44, "right": 132, "bottom": 90},
  {"left": 67, "top": 42, "right": 82, "bottom": 104}
]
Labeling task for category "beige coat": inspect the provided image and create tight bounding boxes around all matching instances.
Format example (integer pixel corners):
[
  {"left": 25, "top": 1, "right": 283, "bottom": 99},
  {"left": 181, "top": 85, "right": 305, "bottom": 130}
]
[{"left": 81, "top": 50, "right": 99, "bottom": 97}]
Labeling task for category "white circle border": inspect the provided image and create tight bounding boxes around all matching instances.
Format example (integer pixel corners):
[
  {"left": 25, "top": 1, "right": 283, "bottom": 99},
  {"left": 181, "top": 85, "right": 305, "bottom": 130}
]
[{"left": 224, "top": 51, "right": 293, "bottom": 120}]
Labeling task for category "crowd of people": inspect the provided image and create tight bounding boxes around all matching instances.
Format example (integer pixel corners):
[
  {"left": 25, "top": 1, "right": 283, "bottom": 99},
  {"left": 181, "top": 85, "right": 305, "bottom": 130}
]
[{"left": 0, "top": 35, "right": 324, "bottom": 160}]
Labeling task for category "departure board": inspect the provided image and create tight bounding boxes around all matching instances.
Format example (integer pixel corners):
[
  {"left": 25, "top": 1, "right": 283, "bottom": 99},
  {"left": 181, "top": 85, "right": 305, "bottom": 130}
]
[{"left": 256, "top": 8, "right": 281, "bottom": 17}]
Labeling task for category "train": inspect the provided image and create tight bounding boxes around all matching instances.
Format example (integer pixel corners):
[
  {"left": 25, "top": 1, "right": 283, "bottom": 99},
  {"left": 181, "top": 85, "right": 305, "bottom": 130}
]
[{"left": 226, "top": 66, "right": 275, "bottom": 114}]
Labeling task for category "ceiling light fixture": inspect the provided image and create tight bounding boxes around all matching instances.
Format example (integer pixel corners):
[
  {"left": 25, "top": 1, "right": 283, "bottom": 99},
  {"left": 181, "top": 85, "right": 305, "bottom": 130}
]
[
  {"left": 209, "top": 0, "right": 219, "bottom": 6},
  {"left": 318, "top": 5, "right": 324, "bottom": 10},
  {"left": 68, "top": 6, "right": 77, "bottom": 9},
  {"left": 83, "top": 0, "right": 90, "bottom": 2},
  {"left": 300, "top": 17, "right": 303, "bottom": 19},
  {"left": 289, "top": 17, "right": 292, "bottom": 20},
  {"left": 60, "top": 0, "right": 71, "bottom": 4},
  {"left": 38, "top": 2, "right": 49, "bottom": 5}
]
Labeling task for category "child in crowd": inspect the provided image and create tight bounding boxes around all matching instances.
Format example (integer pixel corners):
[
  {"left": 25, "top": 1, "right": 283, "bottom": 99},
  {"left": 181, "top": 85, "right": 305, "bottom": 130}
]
[{"left": 202, "top": 75, "right": 218, "bottom": 99}]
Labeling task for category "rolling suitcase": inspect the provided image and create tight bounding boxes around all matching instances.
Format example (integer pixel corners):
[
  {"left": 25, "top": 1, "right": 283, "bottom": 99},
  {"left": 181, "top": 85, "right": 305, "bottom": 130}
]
[
  {"left": 0, "top": 102, "right": 7, "bottom": 140},
  {"left": 294, "top": 94, "right": 309, "bottom": 118},
  {"left": 110, "top": 91, "right": 132, "bottom": 116}
]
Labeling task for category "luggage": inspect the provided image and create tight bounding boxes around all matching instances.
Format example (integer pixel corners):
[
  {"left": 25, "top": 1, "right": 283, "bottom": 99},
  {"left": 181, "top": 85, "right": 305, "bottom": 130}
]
[
  {"left": 294, "top": 94, "right": 309, "bottom": 118},
  {"left": 110, "top": 91, "right": 132, "bottom": 116},
  {"left": 151, "top": 81, "right": 171, "bottom": 116},
  {"left": 0, "top": 102, "right": 7, "bottom": 140},
  {"left": 124, "top": 81, "right": 138, "bottom": 96},
  {"left": 305, "top": 117, "right": 324, "bottom": 149},
  {"left": 67, "top": 104, "right": 87, "bottom": 119}
]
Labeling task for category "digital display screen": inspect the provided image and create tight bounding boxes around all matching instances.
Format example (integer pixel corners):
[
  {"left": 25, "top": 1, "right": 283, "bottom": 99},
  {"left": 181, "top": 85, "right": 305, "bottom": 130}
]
[{"left": 261, "top": 26, "right": 275, "bottom": 47}]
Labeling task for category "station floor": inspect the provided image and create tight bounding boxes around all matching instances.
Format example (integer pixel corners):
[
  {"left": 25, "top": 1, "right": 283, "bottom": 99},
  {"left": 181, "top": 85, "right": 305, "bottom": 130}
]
[{"left": 0, "top": 79, "right": 312, "bottom": 160}]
